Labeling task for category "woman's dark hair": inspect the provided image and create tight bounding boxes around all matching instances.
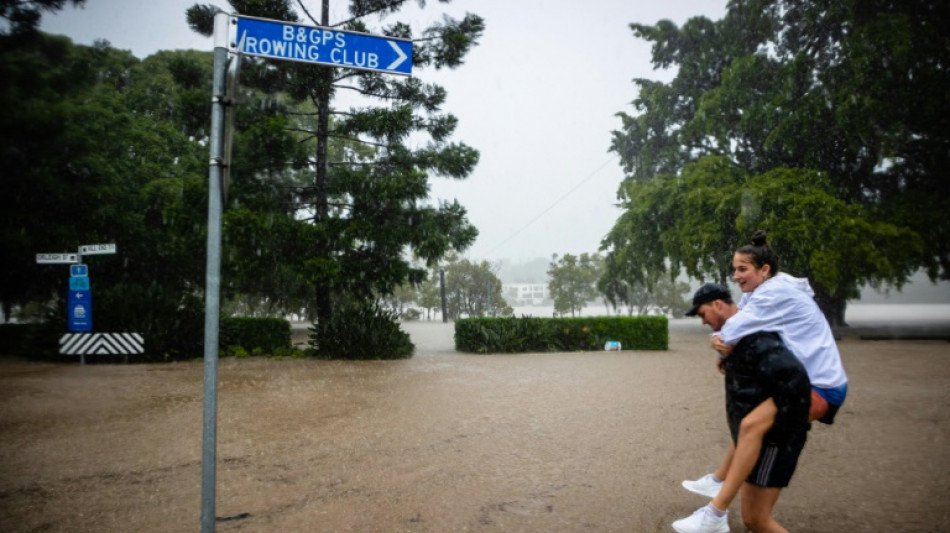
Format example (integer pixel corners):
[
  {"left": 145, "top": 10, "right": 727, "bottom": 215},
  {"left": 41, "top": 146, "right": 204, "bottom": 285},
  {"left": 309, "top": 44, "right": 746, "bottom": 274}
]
[{"left": 735, "top": 230, "right": 780, "bottom": 275}]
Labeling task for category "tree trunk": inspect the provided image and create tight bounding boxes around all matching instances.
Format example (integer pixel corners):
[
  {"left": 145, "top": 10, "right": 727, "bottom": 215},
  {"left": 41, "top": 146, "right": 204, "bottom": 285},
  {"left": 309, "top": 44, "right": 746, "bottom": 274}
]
[{"left": 812, "top": 283, "right": 848, "bottom": 328}]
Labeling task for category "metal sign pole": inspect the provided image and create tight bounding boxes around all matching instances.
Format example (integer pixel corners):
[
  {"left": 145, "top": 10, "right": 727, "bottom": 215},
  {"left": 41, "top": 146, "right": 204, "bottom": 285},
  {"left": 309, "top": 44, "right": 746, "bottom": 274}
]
[{"left": 200, "top": 10, "right": 230, "bottom": 533}]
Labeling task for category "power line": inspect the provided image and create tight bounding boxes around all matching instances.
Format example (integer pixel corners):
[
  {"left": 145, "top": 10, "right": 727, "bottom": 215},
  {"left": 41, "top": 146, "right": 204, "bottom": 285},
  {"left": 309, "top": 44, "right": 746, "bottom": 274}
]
[{"left": 484, "top": 155, "right": 619, "bottom": 256}]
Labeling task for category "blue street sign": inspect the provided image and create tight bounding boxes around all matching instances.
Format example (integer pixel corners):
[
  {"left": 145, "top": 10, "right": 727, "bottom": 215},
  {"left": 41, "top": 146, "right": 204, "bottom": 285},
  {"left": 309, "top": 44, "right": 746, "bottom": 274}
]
[
  {"left": 71, "top": 264, "right": 88, "bottom": 277},
  {"left": 69, "top": 277, "right": 90, "bottom": 291},
  {"left": 67, "top": 290, "right": 93, "bottom": 332},
  {"left": 233, "top": 16, "right": 412, "bottom": 76}
]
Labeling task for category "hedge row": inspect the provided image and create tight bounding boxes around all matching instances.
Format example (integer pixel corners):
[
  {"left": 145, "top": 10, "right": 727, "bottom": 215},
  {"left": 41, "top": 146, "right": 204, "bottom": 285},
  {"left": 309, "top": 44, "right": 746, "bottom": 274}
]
[
  {"left": 454, "top": 315, "right": 668, "bottom": 353},
  {"left": 0, "top": 316, "right": 291, "bottom": 363}
]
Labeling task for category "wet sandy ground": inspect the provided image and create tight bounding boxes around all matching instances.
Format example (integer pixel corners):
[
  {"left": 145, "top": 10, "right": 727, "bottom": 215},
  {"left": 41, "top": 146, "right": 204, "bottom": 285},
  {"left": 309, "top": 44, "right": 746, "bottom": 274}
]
[{"left": 0, "top": 321, "right": 948, "bottom": 532}]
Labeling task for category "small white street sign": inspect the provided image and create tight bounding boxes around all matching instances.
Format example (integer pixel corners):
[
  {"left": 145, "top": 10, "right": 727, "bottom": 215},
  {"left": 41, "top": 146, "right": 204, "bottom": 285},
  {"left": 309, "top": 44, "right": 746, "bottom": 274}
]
[
  {"left": 36, "top": 253, "right": 79, "bottom": 264},
  {"left": 79, "top": 243, "right": 117, "bottom": 255}
]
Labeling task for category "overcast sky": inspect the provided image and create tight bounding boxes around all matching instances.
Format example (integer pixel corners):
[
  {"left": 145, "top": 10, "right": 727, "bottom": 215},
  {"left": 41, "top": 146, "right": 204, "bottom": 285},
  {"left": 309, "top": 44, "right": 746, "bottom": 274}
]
[{"left": 42, "top": 0, "right": 726, "bottom": 264}]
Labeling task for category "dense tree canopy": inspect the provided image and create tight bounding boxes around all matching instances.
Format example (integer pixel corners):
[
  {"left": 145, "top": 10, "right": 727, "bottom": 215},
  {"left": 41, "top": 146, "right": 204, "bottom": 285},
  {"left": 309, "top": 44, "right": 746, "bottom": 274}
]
[
  {"left": 604, "top": 0, "right": 948, "bottom": 325},
  {"left": 0, "top": 33, "right": 217, "bottom": 352}
]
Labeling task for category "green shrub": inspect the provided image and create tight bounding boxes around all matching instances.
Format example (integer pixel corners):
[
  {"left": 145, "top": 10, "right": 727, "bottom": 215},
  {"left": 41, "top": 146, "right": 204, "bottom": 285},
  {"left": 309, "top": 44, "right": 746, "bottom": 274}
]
[
  {"left": 455, "top": 315, "right": 668, "bottom": 353},
  {"left": 93, "top": 282, "right": 204, "bottom": 362},
  {"left": 454, "top": 316, "right": 561, "bottom": 353},
  {"left": 0, "top": 323, "right": 58, "bottom": 359},
  {"left": 219, "top": 317, "right": 291, "bottom": 354},
  {"left": 229, "top": 345, "right": 250, "bottom": 358},
  {"left": 309, "top": 303, "right": 414, "bottom": 360}
]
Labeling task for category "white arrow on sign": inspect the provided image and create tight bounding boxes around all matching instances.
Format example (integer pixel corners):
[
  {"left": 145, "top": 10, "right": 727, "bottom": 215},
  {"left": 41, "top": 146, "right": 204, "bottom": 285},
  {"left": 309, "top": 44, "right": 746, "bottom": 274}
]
[
  {"left": 386, "top": 40, "right": 408, "bottom": 70},
  {"left": 80, "top": 243, "right": 117, "bottom": 255}
]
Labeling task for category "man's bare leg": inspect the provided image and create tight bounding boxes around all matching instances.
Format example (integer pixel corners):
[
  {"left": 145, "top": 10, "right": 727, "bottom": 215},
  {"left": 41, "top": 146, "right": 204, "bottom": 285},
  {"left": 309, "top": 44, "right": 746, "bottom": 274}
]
[{"left": 740, "top": 482, "right": 787, "bottom": 533}]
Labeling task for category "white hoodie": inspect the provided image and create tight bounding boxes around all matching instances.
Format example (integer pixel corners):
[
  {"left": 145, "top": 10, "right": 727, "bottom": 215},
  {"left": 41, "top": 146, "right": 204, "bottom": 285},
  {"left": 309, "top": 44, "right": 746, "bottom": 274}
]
[{"left": 721, "top": 273, "right": 848, "bottom": 389}]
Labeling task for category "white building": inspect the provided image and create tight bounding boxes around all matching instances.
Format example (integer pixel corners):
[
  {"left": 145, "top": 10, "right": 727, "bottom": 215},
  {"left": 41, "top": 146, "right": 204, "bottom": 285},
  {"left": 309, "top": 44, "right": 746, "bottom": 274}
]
[{"left": 505, "top": 283, "right": 550, "bottom": 306}]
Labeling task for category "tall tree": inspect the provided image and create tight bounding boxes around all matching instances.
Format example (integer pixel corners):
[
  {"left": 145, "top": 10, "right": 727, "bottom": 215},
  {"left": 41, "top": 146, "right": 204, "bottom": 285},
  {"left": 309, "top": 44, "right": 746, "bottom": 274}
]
[
  {"left": 442, "top": 257, "right": 510, "bottom": 319},
  {"left": 548, "top": 253, "right": 602, "bottom": 318},
  {"left": 606, "top": 0, "right": 947, "bottom": 325},
  {"left": 187, "top": 0, "right": 484, "bottom": 326}
]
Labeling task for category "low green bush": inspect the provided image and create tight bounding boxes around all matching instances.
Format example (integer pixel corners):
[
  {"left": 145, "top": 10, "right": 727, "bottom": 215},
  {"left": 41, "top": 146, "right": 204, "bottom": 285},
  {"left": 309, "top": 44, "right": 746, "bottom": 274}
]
[
  {"left": 93, "top": 282, "right": 204, "bottom": 362},
  {"left": 309, "top": 303, "right": 414, "bottom": 360},
  {"left": 0, "top": 323, "right": 59, "bottom": 359},
  {"left": 455, "top": 315, "right": 668, "bottom": 353},
  {"left": 220, "top": 317, "right": 291, "bottom": 355},
  {"left": 223, "top": 345, "right": 250, "bottom": 358}
]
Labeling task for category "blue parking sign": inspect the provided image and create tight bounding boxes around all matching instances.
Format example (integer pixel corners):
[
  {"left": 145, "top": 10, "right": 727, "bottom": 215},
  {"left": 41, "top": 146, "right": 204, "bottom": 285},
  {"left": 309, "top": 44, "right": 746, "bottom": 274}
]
[{"left": 67, "top": 290, "right": 93, "bottom": 332}]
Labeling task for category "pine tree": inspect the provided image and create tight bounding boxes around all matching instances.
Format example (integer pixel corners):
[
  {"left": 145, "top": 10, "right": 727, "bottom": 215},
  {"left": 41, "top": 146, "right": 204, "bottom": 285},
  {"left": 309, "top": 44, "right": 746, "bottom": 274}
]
[{"left": 187, "top": 1, "right": 484, "bottom": 324}]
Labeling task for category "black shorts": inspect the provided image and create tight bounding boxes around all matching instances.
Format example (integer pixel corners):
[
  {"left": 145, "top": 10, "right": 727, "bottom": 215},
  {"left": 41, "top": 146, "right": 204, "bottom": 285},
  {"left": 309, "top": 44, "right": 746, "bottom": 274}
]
[
  {"left": 818, "top": 401, "right": 842, "bottom": 425},
  {"left": 748, "top": 441, "right": 805, "bottom": 488}
]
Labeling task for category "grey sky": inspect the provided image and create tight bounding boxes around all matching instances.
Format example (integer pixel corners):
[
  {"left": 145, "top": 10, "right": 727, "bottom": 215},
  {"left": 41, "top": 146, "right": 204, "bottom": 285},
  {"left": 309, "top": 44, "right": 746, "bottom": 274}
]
[{"left": 42, "top": 0, "right": 726, "bottom": 264}]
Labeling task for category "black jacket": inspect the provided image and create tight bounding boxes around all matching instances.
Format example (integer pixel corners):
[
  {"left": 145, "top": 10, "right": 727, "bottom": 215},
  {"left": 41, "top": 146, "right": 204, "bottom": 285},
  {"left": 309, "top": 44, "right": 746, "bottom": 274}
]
[{"left": 722, "top": 331, "right": 811, "bottom": 446}]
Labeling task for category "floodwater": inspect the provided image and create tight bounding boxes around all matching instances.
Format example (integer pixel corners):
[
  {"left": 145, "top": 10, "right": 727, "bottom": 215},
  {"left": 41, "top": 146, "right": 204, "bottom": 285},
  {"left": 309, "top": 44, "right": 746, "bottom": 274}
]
[{"left": 1, "top": 319, "right": 949, "bottom": 532}]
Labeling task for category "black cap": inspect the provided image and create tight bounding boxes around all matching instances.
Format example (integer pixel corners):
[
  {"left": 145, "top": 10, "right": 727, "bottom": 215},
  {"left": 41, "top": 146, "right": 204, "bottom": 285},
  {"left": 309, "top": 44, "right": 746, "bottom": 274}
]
[{"left": 685, "top": 283, "right": 732, "bottom": 316}]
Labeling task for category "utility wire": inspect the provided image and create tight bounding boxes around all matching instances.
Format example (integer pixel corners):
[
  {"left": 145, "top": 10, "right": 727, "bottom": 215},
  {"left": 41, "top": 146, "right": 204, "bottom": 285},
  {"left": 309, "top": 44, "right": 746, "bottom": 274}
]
[{"left": 483, "top": 154, "right": 619, "bottom": 256}]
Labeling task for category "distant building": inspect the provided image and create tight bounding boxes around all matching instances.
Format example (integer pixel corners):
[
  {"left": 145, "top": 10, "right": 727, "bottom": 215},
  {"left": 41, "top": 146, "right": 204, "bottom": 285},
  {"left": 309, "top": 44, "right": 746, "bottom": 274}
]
[{"left": 505, "top": 283, "right": 550, "bottom": 306}]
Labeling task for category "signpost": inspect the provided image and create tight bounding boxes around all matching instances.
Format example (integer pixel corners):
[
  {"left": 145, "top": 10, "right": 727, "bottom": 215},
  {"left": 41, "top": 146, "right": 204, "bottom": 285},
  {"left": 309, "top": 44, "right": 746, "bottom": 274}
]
[
  {"left": 36, "top": 244, "right": 117, "bottom": 361},
  {"left": 201, "top": 13, "right": 413, "bottom": 531},
  {"left": 232, "top": 16, "right": 412, "bottom": 76}
]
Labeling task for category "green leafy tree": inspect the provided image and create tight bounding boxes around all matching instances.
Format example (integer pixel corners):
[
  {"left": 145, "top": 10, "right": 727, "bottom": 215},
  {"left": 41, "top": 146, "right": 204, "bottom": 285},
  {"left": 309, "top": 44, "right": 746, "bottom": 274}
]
[
  {"left": 547, "top": 253, "right": 602, "bottom": 317},
  {"left": 0, "top": 33, "right": 219, "bottom": 354},
  {"left": 0, "top": 36, "right": 203, "bottom": 308},
  {"left": 606, "top": 1, "right": 946, "bottom": 325},
  {"left": 187, "top": 0, "right": 484, "bottom": 327},
  {"left": 442, "top": 257, "right": 510, "bottom": 319},
  {"left": 0, "top": 32, "right": 87, "bottom": 321}
]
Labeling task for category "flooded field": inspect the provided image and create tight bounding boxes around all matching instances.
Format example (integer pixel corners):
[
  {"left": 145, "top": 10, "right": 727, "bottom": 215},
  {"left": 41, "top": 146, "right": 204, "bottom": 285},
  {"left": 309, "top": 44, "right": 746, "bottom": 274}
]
[{"left": 1, "top": 321, "right": 948, "bottom": 532}]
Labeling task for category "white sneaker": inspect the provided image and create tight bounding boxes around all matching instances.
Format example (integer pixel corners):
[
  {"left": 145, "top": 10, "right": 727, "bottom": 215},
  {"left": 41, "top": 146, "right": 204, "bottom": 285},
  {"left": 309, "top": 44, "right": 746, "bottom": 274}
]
[
  {"left": 681, "top": 473, "right": 722, "bottom": 498},
  {"left": 672, "top": 504, "right": 729, "bottom": 533}
]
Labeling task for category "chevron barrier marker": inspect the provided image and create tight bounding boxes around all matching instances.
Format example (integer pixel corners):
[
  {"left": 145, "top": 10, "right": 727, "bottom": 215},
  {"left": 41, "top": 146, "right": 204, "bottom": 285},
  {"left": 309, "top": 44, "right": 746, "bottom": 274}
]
[{"left": 59, "top": 333, "right": 144, "bottom": 364}]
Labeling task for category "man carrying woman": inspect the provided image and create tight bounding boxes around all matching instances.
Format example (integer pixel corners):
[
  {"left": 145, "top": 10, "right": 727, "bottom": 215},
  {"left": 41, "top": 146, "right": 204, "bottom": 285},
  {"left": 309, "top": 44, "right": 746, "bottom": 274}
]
[{"left": 673, "top": 231, "right": 849, "bottom": 533}]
